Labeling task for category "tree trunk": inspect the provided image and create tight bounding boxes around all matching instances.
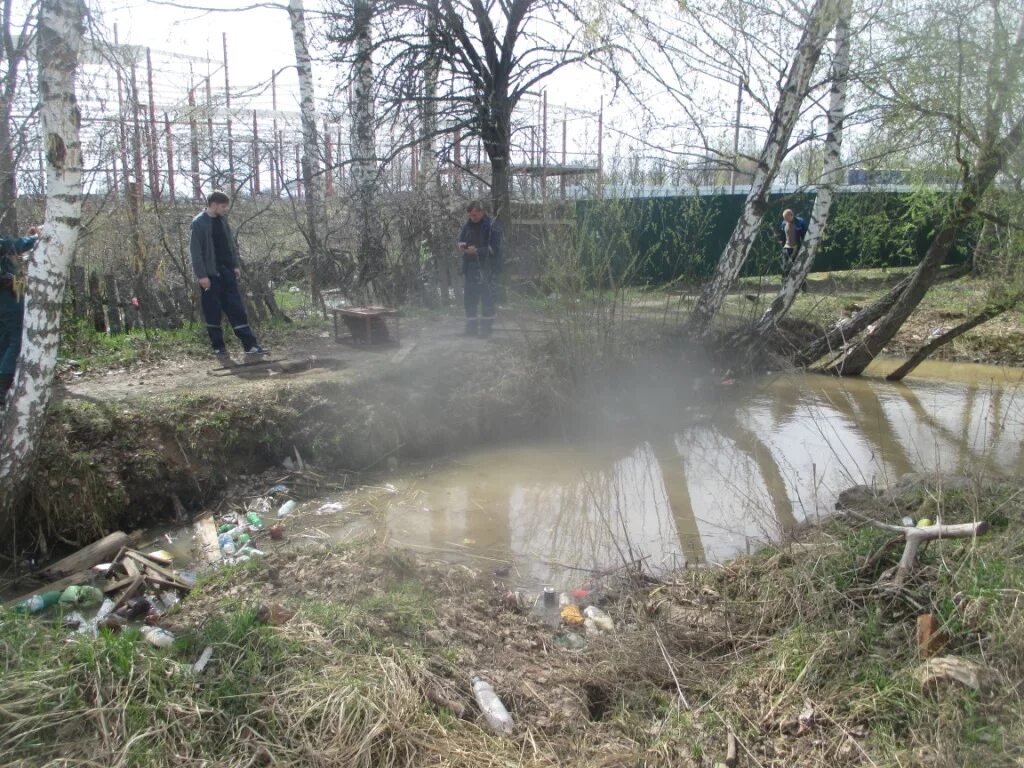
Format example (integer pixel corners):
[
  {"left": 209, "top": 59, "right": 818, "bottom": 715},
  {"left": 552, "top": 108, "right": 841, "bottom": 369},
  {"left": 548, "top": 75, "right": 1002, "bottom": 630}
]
[
  {"left": 288, "top": 0, "right": 327, "bottom": 313},
  {"left": 755, "top": 0, "right": 851, "bottom": 334},
  {"left": 483, "top": 99, "right": 513, "bottom": 224},
  {"left": 796, "top": 263, "right": 970, "bottom": 368},
  {"left": 886, "top": 295, "right": 1022, "bottom": 381},
  {"left": 0, "top": 0, "right": 85, "bottom": 527},
  {"left": 350, "top": 0, "right": 387, "bottom": 299},
  {"left": 826, "top": 119, "right": 1024, "bottom": 376},
  {"left": 0, "top": 0, "right": 29, "bottom": 234},
  {"left": 686, "top": 0, "right": 841, "bottom": 339}
]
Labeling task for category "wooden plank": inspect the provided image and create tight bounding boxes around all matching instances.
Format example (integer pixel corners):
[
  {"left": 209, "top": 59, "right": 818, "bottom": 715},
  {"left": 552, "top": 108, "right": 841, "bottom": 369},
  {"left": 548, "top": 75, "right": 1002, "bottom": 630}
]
[
  {"left": 103, "top": 576, "right": 137, "bottom": 595},
  {"left": 39, "top": 532, "right": 132, "bottom": 580},
  {"left": 113, "top": 576, "right": 145, "bottom": 610},
  {"left": 193, "top": 514, "right": 221, "bottom": 564}
]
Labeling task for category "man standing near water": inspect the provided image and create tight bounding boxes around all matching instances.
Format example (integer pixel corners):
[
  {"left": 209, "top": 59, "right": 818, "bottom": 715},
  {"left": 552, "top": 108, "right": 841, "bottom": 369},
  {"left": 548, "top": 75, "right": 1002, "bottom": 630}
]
[
  {"left": 456, "top": 200, "right": 502, "bottom": 338},
  {"left": 190, "top": 191, "right": 267, "bottom": 357},
  {"left": 777, "top": 208, "right": 808, "bottom": 291},
  {"left": 0, "top": 225, "right": 42, "bottom": 409}
]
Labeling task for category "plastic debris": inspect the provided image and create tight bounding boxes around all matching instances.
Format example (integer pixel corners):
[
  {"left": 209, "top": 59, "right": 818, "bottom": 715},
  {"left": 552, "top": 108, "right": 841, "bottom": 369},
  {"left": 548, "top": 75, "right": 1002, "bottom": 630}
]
[
  {"left": 246, "top": 511, "right": 264, "bottom": 528},
  {"left": 193, "top": 646, "right": 214, "bottom": 675},
  {"left": 583, "top": 606, "right": 614, "bottom": 633},
  {"left": 316, "top": 502, "right": 346, "bottom": 515},
  {"left": 471, "top": 676, "right": 514, "bottom": 735},
  {"left": 59, "top": 585, "right": 105, "bottom": 608},
  {"left": 560, "top": 604, "right": 584, "bottom": 627},
  {"left": 268, "top": 484, "right": 289, "bottom": 496},
  {"left": 270, "top": 524, "right": 286, "bottom": 540},
  {"left": 140, "top": 625, "right": 175, "bottom": 648},
  {"left": 13, "top": 590, "right": 62, "bottom": 614},
  {"left": 277, "top": 500, "right": 298, "bottom": 518},
  {"left": 116, "top": 596, "right": 153, "bottom": 621}
]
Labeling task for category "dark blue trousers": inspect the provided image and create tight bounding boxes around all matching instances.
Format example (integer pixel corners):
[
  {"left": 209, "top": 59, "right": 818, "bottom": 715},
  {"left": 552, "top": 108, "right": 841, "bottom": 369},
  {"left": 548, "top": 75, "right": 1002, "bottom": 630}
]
[
  {"left": 201, "top": 266, "right": 258, "bottom": 351},
  {"left": 464, "top": 262, "right": 497, "bottom": 327}
]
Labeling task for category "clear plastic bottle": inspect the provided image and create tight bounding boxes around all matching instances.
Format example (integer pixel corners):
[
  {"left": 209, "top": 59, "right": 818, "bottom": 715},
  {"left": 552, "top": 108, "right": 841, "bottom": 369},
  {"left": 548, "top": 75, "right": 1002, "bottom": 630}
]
[
  {"left": 471, "top": 676, "right": 514, "bottom": 735},
  {"left": 140, "top": 625, "right": 175, "bottom": 648},
  {"left": 583, "top": 605, "right": 614, "bottom": 632},
  {"left": 14, "top": 590, "right": 61, "bottom": 614}
]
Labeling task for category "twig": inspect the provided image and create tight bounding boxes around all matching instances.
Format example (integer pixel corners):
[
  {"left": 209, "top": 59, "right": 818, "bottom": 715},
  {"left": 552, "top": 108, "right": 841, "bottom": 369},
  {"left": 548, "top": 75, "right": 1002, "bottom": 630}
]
[{"left": 653, "top": 625, "right": 690, "bottom": 710}]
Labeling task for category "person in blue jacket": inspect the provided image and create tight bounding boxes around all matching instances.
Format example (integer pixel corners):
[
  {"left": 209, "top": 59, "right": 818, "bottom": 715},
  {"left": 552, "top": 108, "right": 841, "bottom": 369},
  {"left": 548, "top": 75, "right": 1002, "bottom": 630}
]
[
  {"left": 456, "top": 200, "right": 502, "bottom": 338},
  {"left": 189, "top": 191, "right": 267, "bottom": 356},
  {"left": 777, "top": 208, "right": 808, "bottom": 290},
  {"left": 0, "top": 225, "right": 41, "bottom": 409}
]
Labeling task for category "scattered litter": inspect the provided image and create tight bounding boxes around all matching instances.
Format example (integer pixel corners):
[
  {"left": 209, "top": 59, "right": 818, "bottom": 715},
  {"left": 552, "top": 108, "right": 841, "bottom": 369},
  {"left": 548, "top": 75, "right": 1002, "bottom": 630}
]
[
  {"left": 270, "top": 524, "right": 286, "bottom": 540},
  {"left": 193, "top": 646, "right": 214, "bottom": 675},
  {"left": 268, "top": 484, "right": 289, "bottom": 496},
  {"left": 316, "top": 502, "right": 347, "bottom": 515},
  {"left": 560, "top": 604, "right": 584, "bottom": 627},
  {"left": 278, "top": 500, "right": 298, "bottom": 518},
  {"left": 140, "top": 625, "right": 175, "bottom": 648},
  {"left": 146, "top": 550, "right": 174, "bottom": 565},
  {"left": 92, "top": 563, "right": 113, "bottom": 573},
  {"left": 583, "top": 605, "right": 614, "bottom": 633},
  {"left": 59, "top": 585, "right": 105, "bottom": 608},
  {"left": 471, "top": 676, "right": 514, "bottom": 735}
]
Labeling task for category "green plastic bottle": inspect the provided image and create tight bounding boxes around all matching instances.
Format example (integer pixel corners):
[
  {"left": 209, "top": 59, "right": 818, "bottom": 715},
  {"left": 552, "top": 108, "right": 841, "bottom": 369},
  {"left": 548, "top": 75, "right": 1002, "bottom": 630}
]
[
  {"left": 246, "top": 511, "right": 263, "bottom": 529},
  {"left": 14, "top": 590, "right": 61, "bottom": 614}
]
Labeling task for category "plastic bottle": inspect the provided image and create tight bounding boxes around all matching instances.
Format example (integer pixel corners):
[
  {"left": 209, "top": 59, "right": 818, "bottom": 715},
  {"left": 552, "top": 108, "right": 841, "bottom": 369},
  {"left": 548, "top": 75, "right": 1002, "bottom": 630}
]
[
  {"left": 222, "top": 541, "right": 237, "bottom": 556},
  {"left": 237, "top": 532, "right": 251, "bottom": 547},
  {"left": 277, "top": 499, "right": 297, "bottom": 518},
  {"left": 246, "top": 511, "right": 264, "bottom": 528},
  {"left": 583, "top": 606, "right": 614, "bottom": 633},
  {"left": 140, "top": 625, "right": 175, "bottom": 648},
  {"left": 471, "top": 676, "right": 514, "bottom": 735},
  {"left": 14, "top": 590, "right": 61, "bottom": 614}
]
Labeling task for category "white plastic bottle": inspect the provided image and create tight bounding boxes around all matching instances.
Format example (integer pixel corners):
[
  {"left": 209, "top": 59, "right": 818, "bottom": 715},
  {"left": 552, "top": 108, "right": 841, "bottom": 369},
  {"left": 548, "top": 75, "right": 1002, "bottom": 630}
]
[
  {"left": 140, "top": 626, "right": 175, "bottom": 648},
  {"left": 277, "top": 500, "right": 297, "bottom": 518},
  {"left": 583, "top": 605, "right": 614, "bottom": 632},
  {"left": 471, "top": 676, "right": 514, "bottom": 735}
]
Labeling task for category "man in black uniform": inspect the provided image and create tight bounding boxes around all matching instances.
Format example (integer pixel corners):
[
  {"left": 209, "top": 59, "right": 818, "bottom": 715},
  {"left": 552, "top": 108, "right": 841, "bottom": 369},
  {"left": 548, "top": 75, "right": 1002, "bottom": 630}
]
[{"left": 456, "top": 200, "right": 503, "bottom": 338}]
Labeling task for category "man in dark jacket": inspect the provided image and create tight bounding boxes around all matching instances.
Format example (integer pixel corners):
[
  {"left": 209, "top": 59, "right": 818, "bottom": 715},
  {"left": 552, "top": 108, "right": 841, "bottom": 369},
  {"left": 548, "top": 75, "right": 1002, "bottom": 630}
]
[
  {"left": 189, "top": 191, "right": 266, "bottom": 356},
  {"left": 777, "top": 208, "right": 809, "bottom": 291},
  {"left": 0, "top": 226, "right": 41, "bottom": 409},
  {"left": 456, "top": 201, "right": 502, "bottom": 338}
]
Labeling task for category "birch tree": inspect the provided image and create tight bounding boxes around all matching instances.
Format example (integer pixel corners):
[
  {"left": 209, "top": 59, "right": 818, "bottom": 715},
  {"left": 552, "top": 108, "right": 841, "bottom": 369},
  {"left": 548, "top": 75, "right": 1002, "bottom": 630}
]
[
  {"left": 686, "top": 0, "right": 841, "bottom": 338},
  {"left": 0, "top": 0, "right": 85, "bottom": 519},
  {"left": 754, "top": 0, "right": 852, "bottom": 334},
  {"left": 288, "top": 0, "right": 330, "bottom": 310},
  {"left": 348, "top": 0, "right": 387, "bottom": 297}
]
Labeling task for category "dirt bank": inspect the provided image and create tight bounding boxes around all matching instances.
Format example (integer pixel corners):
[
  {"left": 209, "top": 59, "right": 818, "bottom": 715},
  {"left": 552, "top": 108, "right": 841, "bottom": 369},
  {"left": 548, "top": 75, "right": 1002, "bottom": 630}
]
[{"left": 24, "top": 317, "right": 571, "bottom": 555}]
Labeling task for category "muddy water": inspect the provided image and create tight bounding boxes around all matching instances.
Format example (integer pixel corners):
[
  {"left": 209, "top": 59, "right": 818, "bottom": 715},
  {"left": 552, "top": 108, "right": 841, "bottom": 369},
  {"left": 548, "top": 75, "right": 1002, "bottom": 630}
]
[
  {"left": 313, "top": 359, "right": 1024, "bottom": 587},
  {"left": 146, "top": 359, "right": 1024, "bottom": 591}
]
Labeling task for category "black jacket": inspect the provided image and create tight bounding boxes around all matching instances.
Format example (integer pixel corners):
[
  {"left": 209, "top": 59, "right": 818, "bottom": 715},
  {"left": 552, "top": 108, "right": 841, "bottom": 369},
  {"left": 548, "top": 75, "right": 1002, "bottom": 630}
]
[{"left": 457, "top": 215, "right": 502, "bottom": 275}]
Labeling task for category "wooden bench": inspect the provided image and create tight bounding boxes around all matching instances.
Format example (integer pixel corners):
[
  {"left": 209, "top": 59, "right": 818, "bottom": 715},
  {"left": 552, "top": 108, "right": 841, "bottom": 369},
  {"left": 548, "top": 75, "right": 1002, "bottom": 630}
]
[{"left": 331, "top": 306, "right": 401, "bottom": 347}]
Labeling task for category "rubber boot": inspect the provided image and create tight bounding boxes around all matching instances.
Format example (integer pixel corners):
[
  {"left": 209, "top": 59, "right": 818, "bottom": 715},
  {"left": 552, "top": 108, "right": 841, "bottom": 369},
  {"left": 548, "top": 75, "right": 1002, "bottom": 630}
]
[
  {"left": 464, "top": 319, "right": 479, "bottom": 337},
  {"left": 0, "top": 373, "right": 12, "bottom": 410}
]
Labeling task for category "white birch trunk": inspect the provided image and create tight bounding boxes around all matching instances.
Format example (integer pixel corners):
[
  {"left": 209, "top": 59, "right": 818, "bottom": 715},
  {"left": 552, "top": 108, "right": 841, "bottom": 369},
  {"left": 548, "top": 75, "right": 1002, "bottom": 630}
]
[
  {"left": 755, "top": 0, "right": 851, "bottom": 334},
  {"left": 687, "top": 0, "right": 841, "bottom": 339},
  {"left": 0, "top": 0, "right": 85, "bottom": 509},
  {"left": 350, "top": 0, "right": 386, "bottom": 297},
  {"left": 288, "top": 0, "right": 326, "bottom": 309}
]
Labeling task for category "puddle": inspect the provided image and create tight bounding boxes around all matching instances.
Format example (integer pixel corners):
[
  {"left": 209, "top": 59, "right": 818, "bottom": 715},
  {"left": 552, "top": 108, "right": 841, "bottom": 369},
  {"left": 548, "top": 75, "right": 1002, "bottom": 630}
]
[{"left": 84, "top": 359, "right": 1024, "bottom": 591}]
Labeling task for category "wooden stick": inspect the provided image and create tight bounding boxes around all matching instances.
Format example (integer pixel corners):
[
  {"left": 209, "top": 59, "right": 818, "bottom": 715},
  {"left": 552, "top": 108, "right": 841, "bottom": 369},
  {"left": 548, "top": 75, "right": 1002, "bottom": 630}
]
[
  {"left": 725, "top": 731, "right": 738, "bottom": 768},
  {"left": 848, "top": 511, "right": 988, "bottom": 585}
]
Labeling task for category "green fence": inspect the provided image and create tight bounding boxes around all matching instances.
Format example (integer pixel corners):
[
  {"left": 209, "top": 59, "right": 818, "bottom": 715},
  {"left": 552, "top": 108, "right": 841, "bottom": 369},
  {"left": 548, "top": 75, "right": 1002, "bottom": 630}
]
[{"left": 575, "top": 190, "right": 971, "bottom": 285}]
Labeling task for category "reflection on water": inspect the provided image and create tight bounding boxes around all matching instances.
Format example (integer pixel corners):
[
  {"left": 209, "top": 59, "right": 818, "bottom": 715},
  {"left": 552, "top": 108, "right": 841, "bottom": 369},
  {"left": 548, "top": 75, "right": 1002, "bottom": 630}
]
[{"left": 372, "top": 360, "right": 1024, "bottom": 585}]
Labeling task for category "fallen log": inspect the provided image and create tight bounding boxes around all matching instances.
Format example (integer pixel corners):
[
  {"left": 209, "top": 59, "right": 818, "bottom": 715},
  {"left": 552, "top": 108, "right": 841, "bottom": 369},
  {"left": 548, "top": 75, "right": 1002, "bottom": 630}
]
[
  {"left": 192, "top": 514, "right": 221, "bottom": 564},
  {"left": 39, "top": 531, "right": 133, "bottom": 579}
]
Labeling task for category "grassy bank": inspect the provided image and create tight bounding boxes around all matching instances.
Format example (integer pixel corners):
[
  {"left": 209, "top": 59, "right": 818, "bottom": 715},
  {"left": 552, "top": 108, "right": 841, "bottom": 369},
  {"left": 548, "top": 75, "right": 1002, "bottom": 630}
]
[{"left": 2, "top": 474, "right": 1020, "bottom": 766}]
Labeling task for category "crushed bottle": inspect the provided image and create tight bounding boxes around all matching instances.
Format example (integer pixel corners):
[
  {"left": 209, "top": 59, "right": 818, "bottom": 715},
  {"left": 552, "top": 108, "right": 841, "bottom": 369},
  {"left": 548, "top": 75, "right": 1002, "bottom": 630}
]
[{"left": 471, "top": 676, "right": 514, "bottom": 735}]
